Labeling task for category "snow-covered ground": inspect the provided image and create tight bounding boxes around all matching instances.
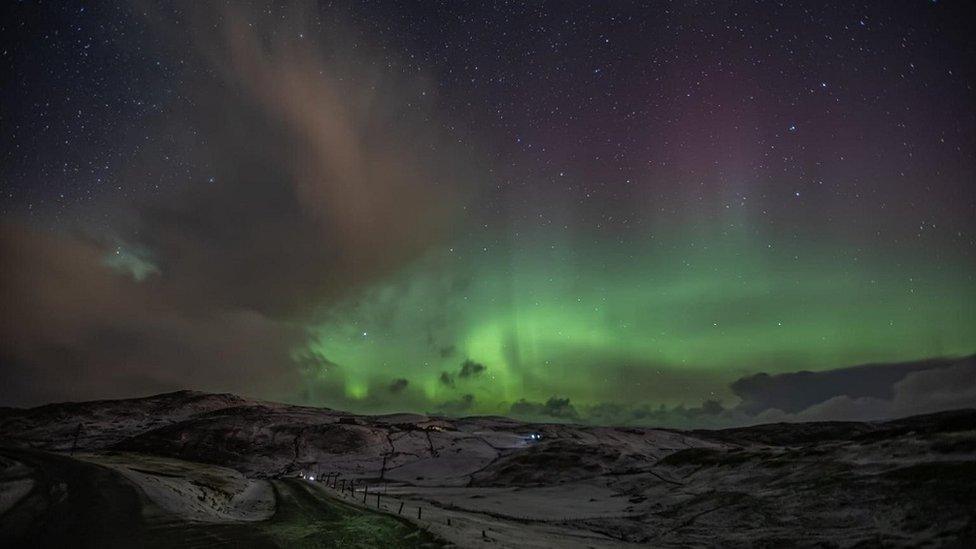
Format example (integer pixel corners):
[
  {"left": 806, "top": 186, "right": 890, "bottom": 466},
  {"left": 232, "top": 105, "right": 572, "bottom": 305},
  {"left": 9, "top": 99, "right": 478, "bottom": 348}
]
[
  {"left": 83, "top": 452, "right": 275, "bottom": 522},
  {"left": 0, "top": 453, "right": 33, "bottom": 516},
  {"left": 1, "top": 390, "right": 974, "bottom": 547}
]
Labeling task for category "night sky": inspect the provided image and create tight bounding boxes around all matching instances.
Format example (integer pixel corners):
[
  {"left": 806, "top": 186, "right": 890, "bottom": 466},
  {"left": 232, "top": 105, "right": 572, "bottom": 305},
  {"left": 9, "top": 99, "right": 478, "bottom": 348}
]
[{"left": 2, "top": 1, "right": 974, "bottom": 426}]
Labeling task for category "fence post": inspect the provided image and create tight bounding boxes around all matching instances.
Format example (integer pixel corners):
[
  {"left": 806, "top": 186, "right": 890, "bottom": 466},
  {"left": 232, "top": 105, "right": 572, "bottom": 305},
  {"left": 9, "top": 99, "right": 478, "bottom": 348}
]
[
  {"left": 376, "top": 492, "right": 380, "bottom": 508},
  {"left": 398, "top": 502, "right": 404, "bottom": 514},
  {"left": 417, "top": 506, "right": 422, "bottom": 520},
  {"left": 340, "top": 479, "right": 345, "bottom": 492},
  {"left": 363, "top": 485, "right": 368, "bottom": 504},
  {"left": 71, "top": 423, "right": 83, "bottom": 455}
]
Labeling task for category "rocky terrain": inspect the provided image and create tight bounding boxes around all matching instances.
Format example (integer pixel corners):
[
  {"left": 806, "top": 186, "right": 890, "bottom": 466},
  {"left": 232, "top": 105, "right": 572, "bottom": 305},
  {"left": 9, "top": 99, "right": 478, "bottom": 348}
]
[{"left": 1, "top": 390, "right": 974, "bottom": 547}]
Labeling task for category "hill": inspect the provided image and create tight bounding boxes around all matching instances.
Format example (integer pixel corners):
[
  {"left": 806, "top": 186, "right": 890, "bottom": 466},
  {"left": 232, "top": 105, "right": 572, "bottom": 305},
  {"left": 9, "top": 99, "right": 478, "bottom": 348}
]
[{"left": 2, "top": 391, "right": 974, "bottom": 547}]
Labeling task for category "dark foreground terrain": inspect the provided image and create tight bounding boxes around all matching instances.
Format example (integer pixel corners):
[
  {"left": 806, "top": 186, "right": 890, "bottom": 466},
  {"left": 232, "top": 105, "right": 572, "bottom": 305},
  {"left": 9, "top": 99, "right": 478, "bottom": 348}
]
[
  {"left": 2, "top": 391, "right": 974, "bottom": 547},
  {"left": 0, "top": 445, "right": 442, "bottom": 549}
]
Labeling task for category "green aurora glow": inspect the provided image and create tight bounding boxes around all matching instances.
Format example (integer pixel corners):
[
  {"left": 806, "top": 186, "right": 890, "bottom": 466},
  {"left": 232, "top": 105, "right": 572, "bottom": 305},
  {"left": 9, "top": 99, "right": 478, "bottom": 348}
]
[
  {"left": 4, "top": 1, "right": 975, "bottom": 419},
  {"left": 298, "top": 222, "right": 975, "bottom": 416}
]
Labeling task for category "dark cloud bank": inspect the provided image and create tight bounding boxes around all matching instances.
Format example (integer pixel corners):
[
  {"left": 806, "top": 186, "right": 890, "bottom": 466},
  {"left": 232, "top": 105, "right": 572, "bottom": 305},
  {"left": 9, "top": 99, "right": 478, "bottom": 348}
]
[{"left": 505, "top": 355, "right": 976, "bottom": 428}]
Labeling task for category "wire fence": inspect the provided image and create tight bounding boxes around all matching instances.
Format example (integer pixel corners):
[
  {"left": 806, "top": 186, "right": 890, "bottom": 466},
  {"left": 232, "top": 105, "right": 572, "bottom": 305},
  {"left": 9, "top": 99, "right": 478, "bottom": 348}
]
[{"left": 294, "top": 470, "right": 497, "bottom": 542}]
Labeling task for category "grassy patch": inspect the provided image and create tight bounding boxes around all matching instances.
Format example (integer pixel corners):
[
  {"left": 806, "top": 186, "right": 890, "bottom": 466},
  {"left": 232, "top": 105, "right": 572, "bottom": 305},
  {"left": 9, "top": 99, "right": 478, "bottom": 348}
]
[{"left": 263, "top": 507, "right": 441, "bottom": 548}]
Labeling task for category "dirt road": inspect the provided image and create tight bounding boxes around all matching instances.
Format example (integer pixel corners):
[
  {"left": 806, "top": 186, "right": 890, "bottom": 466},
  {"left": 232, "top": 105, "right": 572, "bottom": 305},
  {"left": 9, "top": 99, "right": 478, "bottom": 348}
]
[{"left": 0, "top": 447, "right": 442, "bottom": 548}]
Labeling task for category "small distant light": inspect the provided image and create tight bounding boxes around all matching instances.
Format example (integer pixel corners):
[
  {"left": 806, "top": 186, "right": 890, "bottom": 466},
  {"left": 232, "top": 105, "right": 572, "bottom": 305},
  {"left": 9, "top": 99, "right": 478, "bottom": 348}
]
[{"left": 308, "top": 475, "right": 315, "bottom": 482}]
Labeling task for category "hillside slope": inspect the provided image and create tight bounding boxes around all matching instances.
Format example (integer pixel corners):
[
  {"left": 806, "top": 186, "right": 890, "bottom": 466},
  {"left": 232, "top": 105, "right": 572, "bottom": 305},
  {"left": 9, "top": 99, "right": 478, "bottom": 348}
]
[{"left": 2, "top": 392, "right": 974, "bottom": 547}]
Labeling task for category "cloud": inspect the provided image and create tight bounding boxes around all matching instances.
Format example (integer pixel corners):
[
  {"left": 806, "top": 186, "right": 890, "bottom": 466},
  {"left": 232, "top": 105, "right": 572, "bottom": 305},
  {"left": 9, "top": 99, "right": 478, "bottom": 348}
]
[
  {"left": 756, "top": 356, "right": 976, "bottom": 423},
  {"left": 131, "top": 3, "right": 476, "bottom": 319},
  {"left": 581, "top": 399, "right": 738, "bottom": 429},
  {"left": 458, "top": 359, "right": 486, "bottom": 378},
  {"left": 500, "top": 355, "right": 976, "bottom": 428},
  {"left": 388, "top": 378, "right": 409, "bottom": 394},
  {"left": 438, "top": 346, "right": 456, "bottom": 359},
  {"left": 438, "top": 372, "right": 455, "bottom": 388},
  {"left": 438, "top": 359, "right": 487, "bottom": 389},
  {"left": 0, "top": 224, "right": 305, "bottom": 407},
  {"left": 510, "top": 396, "right": 579, "bottom": 421},
  {"left": 730, "top": 357, "right": 961, "bottom": 414},
  {"left": 0, "top": 3, "right": 479, "bottom": 407},
  {"left": 436, "top": 394, "right": 475, "bottom": 415}
]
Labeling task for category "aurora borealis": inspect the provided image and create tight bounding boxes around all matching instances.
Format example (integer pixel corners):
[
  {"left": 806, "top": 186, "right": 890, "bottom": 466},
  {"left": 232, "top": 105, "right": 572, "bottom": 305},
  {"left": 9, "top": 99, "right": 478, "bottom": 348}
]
[
  {"left": 1, "top": 1, "right": 974, "bottom": 425},
  {"left": 300, "top": 219, "right": 975, "bottom": 416}
]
